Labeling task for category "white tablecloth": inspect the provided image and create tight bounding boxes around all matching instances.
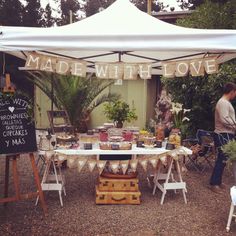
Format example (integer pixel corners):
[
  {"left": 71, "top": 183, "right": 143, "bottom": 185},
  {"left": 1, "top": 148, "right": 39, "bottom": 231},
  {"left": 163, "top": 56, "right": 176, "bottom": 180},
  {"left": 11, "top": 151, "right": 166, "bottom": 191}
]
[{"left": 55, "top": 145, "right": 192, "bottom": 157}]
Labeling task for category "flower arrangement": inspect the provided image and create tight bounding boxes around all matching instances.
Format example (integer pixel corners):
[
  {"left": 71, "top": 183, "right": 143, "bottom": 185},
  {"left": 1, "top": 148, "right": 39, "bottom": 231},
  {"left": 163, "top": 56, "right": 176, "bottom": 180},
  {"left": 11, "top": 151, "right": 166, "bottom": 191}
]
[{"left": 171, "top": 102, "right": 190, "bottom": 129}]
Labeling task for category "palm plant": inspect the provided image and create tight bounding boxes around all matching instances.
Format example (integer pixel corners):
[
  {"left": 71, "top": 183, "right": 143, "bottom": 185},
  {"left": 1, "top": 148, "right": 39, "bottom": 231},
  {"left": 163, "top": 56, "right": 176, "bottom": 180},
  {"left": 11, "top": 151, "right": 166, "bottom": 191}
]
[{"left": 25, "top": 72, "right": 120, "bottom": 132}]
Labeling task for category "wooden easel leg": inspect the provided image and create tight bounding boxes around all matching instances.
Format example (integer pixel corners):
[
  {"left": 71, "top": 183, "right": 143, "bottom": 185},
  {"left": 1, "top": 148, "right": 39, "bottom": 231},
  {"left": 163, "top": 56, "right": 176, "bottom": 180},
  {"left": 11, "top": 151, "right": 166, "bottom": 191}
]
[
  {"left": 30, "top": 153, "right": 47, "bottom": 215},
  {"left": 12, "top": 156, "right": 21, "bottom": 201},
  {"left": 4, "top": 156, "right": 10, "bottom": 205}
]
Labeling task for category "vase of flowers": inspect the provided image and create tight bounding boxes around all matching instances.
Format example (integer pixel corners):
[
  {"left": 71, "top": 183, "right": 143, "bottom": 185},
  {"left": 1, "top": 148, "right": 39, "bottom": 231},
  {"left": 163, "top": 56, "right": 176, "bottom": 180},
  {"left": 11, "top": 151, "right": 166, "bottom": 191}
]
[
  {"left": 222, "top": 140, "right": 236, "bottom": 184},
  {"left": 169, "top": 102, "right": 191, "bottom": 146},
  {"left": 103, "top": 100, "right": 138, "bottom": 128}
]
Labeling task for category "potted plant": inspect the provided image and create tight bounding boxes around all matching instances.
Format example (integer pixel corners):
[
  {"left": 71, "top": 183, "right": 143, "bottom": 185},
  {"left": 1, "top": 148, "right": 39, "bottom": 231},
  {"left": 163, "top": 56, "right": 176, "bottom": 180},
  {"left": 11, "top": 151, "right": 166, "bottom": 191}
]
[
  {"left": 103, "top": 100, "right": 138, "bottom": 128},
  {"left": 222, "top": 140, "right": 236, "bottom": 184}
]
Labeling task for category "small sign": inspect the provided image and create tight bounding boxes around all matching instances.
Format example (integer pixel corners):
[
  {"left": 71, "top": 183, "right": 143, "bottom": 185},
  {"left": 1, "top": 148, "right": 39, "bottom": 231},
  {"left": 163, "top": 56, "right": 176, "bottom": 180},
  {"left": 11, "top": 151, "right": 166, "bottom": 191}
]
[{"left": 0, "top": 94, "right": 37, "bottom": 155}]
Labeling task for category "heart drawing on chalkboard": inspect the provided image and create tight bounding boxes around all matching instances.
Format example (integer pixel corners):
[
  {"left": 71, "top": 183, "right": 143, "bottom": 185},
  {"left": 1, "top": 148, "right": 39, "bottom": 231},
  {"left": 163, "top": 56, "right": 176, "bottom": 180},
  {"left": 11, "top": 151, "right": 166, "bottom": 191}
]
[{"left": 8, "top": 107, "right": 15, "bottom": 113}]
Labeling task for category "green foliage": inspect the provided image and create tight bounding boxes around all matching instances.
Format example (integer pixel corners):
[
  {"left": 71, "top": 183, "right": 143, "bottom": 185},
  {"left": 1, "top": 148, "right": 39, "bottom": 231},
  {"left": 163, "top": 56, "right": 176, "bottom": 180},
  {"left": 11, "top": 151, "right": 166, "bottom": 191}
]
[
  {"left": 23, "top": 0, "right": 43, "bottom": 27},
  {"left": 162, "top": 62, "right": 236, "bottom": 136},
  {"left": 103, "top": 100, "right": 138, "bottom": 124},
  {"left": 25, "top": 72, "right": 120, "bottom": 131},
  {"left": 41, "top": 4, "right": 56, "bottom": 27},
  {"left": 177, "top": 0, "right": 230, "bottom": 10},
  {"left": 222, "top": 140, "right": 236, "bottom": 162},
  {"left": 57, "top": 0, "right": 81, "bottom": 25},
  {"left": 177, "top": 0, "right": 236, "bottom": 29}
]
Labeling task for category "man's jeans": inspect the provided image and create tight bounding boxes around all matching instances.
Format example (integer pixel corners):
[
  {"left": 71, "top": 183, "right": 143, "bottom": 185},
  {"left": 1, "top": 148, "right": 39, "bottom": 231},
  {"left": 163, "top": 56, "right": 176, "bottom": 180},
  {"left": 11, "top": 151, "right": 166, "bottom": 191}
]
[{"left": 210, "top": 132, "right": 235, "bottom": 186}]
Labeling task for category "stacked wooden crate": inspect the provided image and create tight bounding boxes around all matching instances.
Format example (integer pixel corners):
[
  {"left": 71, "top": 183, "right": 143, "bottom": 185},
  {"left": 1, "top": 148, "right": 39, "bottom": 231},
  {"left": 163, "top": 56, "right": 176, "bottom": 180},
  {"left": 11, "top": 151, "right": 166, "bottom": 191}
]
[{"left": 96, "top": 177, "right": 141, "bottom": 205}]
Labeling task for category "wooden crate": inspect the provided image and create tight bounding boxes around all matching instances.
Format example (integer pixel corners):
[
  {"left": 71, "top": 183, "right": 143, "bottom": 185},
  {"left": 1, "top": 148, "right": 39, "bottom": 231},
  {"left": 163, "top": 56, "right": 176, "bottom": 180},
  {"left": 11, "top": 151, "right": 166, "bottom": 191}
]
[
  {"left": 96, "top": 186, "right": 141, "bottom": 205},
  {"left": 98, "top": 177, "right": 139, "bottom": 192}
]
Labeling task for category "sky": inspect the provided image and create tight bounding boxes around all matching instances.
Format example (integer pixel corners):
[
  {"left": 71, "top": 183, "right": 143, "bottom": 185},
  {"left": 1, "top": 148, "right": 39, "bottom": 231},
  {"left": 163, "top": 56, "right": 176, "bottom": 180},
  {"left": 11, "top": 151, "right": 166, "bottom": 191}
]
[{"left": 40, "top": 0, "right": 182, "bottom": 16}]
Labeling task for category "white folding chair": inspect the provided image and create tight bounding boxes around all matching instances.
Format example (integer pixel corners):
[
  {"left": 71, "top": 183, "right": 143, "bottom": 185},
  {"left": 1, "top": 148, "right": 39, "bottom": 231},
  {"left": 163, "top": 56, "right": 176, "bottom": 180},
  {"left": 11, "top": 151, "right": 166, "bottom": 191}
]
[{"left": 226, "top": 186, "right": 236, "bottom": 232}]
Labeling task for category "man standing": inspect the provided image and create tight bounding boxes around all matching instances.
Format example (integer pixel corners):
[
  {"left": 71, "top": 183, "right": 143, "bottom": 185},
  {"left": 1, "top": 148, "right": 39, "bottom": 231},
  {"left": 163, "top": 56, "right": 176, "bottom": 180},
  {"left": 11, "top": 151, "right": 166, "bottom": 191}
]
[{"left": 210, "top": 82, "right": 236, "bottom": 193}]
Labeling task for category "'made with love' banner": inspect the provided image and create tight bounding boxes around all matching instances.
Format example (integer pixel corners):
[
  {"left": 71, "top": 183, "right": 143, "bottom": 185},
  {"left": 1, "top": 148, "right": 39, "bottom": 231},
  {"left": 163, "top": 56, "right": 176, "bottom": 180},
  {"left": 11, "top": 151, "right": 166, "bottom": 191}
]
[
  {"left": 24, "top": 53, "right": 219, "bottom": 79},
  {"left": 0, "top": 94, "right": 37, "bottom": 155}
]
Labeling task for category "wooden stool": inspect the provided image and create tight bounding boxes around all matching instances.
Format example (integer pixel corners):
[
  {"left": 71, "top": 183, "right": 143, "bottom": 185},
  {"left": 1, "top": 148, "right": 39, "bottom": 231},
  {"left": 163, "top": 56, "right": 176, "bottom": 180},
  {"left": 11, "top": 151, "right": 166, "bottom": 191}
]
[
  {"left": 152, "top": 157, "right": 187, "bottom": 204},
  {"left": 36, "top": 155, "right": 66, "bottom": 207}
]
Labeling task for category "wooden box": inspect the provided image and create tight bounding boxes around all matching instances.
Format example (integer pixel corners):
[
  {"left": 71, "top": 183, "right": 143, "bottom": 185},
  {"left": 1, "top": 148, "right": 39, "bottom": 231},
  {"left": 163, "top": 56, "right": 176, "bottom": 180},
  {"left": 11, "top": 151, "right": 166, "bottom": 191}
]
[
  {"left": 96, "top": 186, "right": 141, "bottom": 205},
  {"left": 98, "top": 177, "right": 139, "bottom": 192}
]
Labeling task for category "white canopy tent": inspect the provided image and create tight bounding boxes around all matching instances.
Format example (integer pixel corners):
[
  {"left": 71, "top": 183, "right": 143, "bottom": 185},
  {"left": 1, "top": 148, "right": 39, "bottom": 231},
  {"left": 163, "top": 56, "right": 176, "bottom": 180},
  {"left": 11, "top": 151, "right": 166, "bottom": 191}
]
[{"left": 0, "top": 0, "right": 236, "bottom": 75}]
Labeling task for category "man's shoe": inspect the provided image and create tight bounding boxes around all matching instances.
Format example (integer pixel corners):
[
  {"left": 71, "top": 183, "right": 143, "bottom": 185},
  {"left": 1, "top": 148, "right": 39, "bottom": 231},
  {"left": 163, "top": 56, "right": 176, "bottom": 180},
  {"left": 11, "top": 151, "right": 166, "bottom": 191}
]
[
  {"left": 219, "top": 183, "right": 227, "bottom": 189},
  {"left": 209, "top": 185, "right": 222, "bottom": 194}
]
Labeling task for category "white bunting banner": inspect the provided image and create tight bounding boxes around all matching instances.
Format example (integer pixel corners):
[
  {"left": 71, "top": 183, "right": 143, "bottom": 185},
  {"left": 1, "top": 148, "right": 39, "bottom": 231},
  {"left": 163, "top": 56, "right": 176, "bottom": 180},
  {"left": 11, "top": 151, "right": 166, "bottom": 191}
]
[
  {"left": 120, "top": 160, "right": 129, "bottom": 174},
  {"left": 110, "top": 161, "right": 120, "bottom": 173},
  {"left": 77, "top": 157, "right": 87, "bottom": 173},
  {"left": 139, "top": 158, "right": 148, "bottom": 171},
  {"left": 97, "top": 161, "right": 107, "bottom": 174},
  {"left": 87, "top": 159, "right": 97, "bottom": 172},
  {"left": 160, "top": 156, "right": 168, "bottom": 166},
  {"left": 67, "top": 157, "right": 77, "bottom": 168},
  {"left": 130, "top": 159, "right": 138, "bottom": 172},
  {"left": 149, "top": 157, "right": 158, "bottom": 169}
]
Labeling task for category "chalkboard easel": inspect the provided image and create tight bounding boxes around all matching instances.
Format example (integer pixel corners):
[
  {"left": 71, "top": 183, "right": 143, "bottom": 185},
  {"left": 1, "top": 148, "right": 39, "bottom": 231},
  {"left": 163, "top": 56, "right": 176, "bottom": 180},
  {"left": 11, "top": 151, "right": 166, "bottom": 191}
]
[
  {"left": 0, "top": 92, "right": 47, "bottom": 215},
  {"left": 1, "top": 153, "right": 47, "bottom": 215}
]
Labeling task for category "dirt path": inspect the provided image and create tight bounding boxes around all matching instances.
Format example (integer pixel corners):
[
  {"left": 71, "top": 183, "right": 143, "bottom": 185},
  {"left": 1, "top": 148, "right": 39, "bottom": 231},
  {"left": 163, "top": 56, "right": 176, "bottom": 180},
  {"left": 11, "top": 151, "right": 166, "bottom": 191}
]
[{"left": 0, "top": 156, "right": 235, "bottom": 236}]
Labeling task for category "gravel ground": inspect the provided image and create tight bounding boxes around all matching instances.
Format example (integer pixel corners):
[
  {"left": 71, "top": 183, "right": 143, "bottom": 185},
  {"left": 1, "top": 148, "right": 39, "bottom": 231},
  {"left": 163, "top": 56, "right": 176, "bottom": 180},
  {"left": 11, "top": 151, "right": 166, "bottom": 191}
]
[{"left": 0, "top": 155, "right": 235, "bottom": 236}]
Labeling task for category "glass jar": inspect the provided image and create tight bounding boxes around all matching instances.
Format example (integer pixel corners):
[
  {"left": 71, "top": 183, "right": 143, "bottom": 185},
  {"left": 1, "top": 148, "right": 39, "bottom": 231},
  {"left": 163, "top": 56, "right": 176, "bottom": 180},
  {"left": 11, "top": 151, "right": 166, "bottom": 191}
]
[
  {"left": 156, "top": 123, "right": 165, "bottom": 141},
  {"left": 168, "top": 128, "right": 181, "bottom": 147}
]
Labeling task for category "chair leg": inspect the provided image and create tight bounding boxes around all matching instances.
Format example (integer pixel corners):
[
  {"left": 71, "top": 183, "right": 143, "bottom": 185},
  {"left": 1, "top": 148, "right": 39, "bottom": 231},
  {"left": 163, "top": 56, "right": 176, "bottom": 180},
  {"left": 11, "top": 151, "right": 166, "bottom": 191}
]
[{"left": 226, "top": 202, "right": 235, "bottom": 232}]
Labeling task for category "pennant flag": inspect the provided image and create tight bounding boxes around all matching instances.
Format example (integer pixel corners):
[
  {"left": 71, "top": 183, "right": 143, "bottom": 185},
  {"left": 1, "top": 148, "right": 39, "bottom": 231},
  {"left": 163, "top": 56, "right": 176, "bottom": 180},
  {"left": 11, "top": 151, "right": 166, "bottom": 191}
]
[
  {"left": 67, "top": 157, "right": 77, "bottom": 168},
  {"left": 149, "top": 158, "right": 158, "bottom": 169},
  {"left": 56, "top": 154, "right": 66, "bottom": 162},
  {"left": 97, "top": 161, "right": 107, "bottom": 174},
  {"left": 87, "top": 159, "right": 97, "bottom": 172},
  {"left": 130, "top": 159, "right": 138, "bottom": 172},
  {"left": 160, "top": 156, "right": 167, "bottom": 165},
  {"left": 110, "top": 161, "right": 120, "bottom": 173},
  {"left": 120, "top": 160, "right": 129, "bottom": 174},
  {"left": 139, "top": 158, "right": 148, "bottom": 171},
  {"left": 77, "top": 157, "right": 87, "bottom": 173}
]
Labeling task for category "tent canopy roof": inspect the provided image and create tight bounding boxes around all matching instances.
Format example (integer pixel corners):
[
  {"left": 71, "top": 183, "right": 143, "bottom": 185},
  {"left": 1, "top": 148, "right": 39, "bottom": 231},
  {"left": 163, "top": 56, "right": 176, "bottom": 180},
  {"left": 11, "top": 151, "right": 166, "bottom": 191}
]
[{"left": 0, "top": 0, "right": 236, "bottom": 74}]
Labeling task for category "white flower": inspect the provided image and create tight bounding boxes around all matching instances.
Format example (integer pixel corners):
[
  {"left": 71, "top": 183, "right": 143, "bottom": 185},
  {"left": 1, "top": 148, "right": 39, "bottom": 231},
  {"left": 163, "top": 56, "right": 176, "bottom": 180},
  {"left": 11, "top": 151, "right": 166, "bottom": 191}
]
[
  {"left": 171, "top": 107, "right": 182, "bottom": 114},
  {"left": 183, "top": 109, "right": 191, "bottom": 113},
  {"left": 182, "top": 117, "right": 190, "bottom": 122}
]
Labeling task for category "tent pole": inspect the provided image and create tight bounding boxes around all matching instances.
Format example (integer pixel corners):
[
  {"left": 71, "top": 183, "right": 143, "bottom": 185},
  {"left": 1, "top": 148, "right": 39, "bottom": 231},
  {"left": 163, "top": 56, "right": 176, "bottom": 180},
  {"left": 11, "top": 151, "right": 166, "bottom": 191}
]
[
  {"left": 147, "top": 0, "right": 152, "bottom": 15},
  {"left": 51, "top": 74, "right": 54, "bottom": 112}
]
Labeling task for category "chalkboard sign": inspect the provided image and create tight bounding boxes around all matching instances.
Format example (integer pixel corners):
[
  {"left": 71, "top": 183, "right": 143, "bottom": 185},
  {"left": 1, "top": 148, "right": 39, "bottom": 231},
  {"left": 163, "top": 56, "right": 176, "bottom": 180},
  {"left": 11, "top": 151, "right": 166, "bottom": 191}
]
[{"left": 0, "top": 94, "right": 37, "bottom": 155}]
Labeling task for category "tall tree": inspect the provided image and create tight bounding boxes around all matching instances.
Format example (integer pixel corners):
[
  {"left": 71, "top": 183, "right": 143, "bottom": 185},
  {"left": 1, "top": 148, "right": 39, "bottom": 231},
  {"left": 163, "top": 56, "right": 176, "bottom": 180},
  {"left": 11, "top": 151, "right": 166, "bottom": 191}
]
[
  {"left": 84, "top": 0, "right": 166, "bottom": 17},
  {"left": 23, "top": 0, "right": 44, "bottom": 27},
  {"left": 0, "top": 0, "right": 24, "bottom": 26},
  {"left": 41, "top": 3, "right": 56, "bottom": 27},
  {"left": 57, "top": 0, "right": 81, "bottom": 25}
]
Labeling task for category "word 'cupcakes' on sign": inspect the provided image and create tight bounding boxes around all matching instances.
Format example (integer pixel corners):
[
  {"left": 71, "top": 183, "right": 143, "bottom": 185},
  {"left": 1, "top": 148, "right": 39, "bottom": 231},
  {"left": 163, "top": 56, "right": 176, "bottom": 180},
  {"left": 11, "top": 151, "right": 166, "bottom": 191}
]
[{"left": 0, "top": 94, "right": 37, "bottom": 155}]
